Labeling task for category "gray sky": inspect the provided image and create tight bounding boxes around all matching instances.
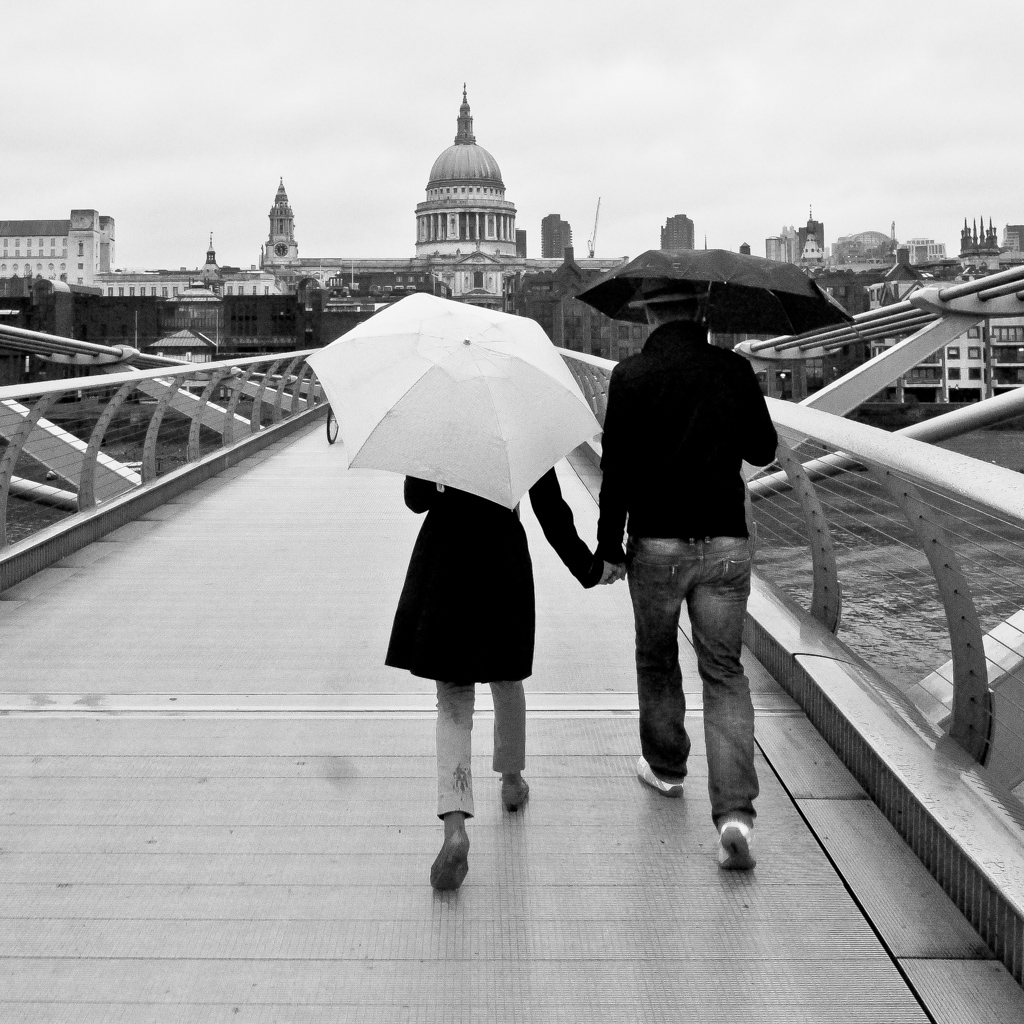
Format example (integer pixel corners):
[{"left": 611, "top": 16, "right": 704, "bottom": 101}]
[{"left": 6, "top": 1, "right": 1020, "bottom": 270}]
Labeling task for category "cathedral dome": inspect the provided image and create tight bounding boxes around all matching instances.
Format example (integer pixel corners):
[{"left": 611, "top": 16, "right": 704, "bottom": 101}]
[
  {"left": 428, "top": 144, "right": 503, "bottom": 187},
  {"left": 426, "top": 88, "right": 504, "bottom": 189}
]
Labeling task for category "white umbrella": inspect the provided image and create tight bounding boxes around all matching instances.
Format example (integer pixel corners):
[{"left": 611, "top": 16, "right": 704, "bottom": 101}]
[{"left": 306, "top": 293, "right": 600, "bottom": 509}]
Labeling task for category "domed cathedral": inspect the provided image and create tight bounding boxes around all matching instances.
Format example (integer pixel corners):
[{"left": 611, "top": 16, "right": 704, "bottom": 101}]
[
  {"left": 413, "top": 87, "right": 521, "bottom": 308},
  {"left": 256, "top": 87, "right": 625, "bottom": 320}
]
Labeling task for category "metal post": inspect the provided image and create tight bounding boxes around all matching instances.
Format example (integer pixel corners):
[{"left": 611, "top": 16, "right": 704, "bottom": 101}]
[
  {"left": 868, "top": 467, "right": 992, "bottom": 762},
  {"left": 273, "top": 355, "right": 305, "bottom": 423},
  {"left": 222, "top": 366, "right": 258, "bottom": 447},
  {"left": 250, "top": 361, "right": 281, "bottom": 434},
  {"left": 0, "top": 392, "right": 58, "bottom": 548},
  {"left": 142, "top": 376, "right": 185, "bottom": 483},
  {"left": 79, "top": 381, "right": 137, "bottom": 510},
  {"left": 776, "top": 437, "right": 842, "bottom": 633},
  {"left": 187, "top": 369, "right": 233, "bottom": 462}
]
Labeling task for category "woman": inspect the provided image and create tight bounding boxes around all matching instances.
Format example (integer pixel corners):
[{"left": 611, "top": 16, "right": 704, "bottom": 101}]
[{"left": 386, "top": 468, "right": 604, "bottom": 890}]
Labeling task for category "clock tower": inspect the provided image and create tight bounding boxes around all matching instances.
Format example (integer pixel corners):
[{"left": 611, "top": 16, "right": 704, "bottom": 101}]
[{"left": 262, "top": 178, "right": 299, "bottom": 266}]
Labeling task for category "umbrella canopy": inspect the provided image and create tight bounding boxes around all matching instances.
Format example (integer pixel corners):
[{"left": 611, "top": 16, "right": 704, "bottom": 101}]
[
  {"left": 575, "top": 248, "right": 853, "bottom": 334},
  {"left": 306, "top": 293, "right": 600, "bottom": 509}
]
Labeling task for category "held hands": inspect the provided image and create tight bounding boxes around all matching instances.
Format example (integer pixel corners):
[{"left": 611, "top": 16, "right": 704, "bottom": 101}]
[{"left": 598, "top": 560, "right": 627, "bottom": 585}]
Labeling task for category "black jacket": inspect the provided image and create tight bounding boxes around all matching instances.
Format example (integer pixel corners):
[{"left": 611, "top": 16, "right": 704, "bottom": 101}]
[
  {"left": 387, "top": 469, "right": 601, "bottom": 683},
  {"left": 596, "top": 321, "right": 777, "bottom": 563}
]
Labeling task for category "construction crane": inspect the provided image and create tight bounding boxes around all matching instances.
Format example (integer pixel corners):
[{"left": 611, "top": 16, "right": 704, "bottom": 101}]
[{"left": 587, "top": 198, "right": 601, "bottom": 258}]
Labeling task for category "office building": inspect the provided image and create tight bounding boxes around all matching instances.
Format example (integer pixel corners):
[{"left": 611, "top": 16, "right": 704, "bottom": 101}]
[
  {"left": 661, "top": 214, "right": 694, "bottom": 251},
  {"left": 541, "top": 214, "right": 573, "bottom": 259}
]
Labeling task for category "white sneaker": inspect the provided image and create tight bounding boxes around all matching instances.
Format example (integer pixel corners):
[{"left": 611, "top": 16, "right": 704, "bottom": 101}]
[
  {"left": 636, "top": 757, "right": 684, "bottom": 797},
  {"left": 718, "top": 819, "right": 756, "bottom": 870}
]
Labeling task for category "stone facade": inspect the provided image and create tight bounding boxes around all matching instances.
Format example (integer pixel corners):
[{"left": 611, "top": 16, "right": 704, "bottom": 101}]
[{"left": 0, "top": 210, "right": 114, "bottom": 287}]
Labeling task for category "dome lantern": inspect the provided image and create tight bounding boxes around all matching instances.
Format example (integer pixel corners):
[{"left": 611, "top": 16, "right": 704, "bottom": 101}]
[{"left": 427, "top": 88, "right": 504, "bottom": 189}]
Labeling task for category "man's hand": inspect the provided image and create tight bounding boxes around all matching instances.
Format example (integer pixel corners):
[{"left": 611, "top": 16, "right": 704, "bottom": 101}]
[{"left": 598, "top": 560, "right": 627, "bottom": 585}]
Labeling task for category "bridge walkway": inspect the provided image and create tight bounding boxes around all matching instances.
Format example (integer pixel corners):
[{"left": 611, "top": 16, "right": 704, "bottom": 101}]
[{"left": 0, "top": 422, "right": 1020, "bottom": 1022}]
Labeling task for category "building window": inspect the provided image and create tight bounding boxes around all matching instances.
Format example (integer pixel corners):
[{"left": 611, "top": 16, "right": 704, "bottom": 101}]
[
  {"left": 78, "top": 242, "right": 84, "bottom": 256},
  {"left": 968, "top": 347, "right": 981, "bottom": 359},
  {"left": 969, "top": 368, "right": 982, "bottom": 380},
  {"left": 78, "top": 263, "right": 84, "bottom": 270},
  {"left": 967, "top": 327, "right": 980, "bottom": 338},
  {"left": 173, "top": 287, "right": 179, "bottom": 296},
  {"left": 129, "top": 287, "right": 135, "bottom": 296},
  {"left": 947, "top": 347, "right": 960, "bottom": 359},
  {"left": 108, "top": 288, "right": 113, "bottom": 296},
  {"left": 118, "top": 288, "right": 124, "bottom": 296},
  {"left": 161, "top": 287, "right": 168, "bottom": 297},
  {"left": 948, "top": 368, "right": 961, "bottom": 380},
  {"left": 264, "top": 286, "right": 269, "bottom": 295},
  {"left": 227, "top": 286, "right": 233, "bottom": 295}
]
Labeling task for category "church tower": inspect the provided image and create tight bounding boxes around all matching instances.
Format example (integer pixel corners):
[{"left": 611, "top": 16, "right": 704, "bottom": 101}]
[{"left": 262, "top": 179, "right": 298, "bottom": 266}]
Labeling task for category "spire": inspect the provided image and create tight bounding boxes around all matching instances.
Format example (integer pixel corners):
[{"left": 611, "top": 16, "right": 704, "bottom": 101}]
[
  {"left": 455, "top": 85, "right": 476, "bottom": 145},
  {"left": 205, "top": 232, "right": 217, "bottom": 266}
]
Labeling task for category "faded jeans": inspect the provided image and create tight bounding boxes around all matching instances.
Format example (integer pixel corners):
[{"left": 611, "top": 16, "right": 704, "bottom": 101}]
[
  {"left": 435, "top": 680, "right": 526, "bottom": 818},
  {"left": 626, "top": 535, "right": 758, "bottom": 827}
]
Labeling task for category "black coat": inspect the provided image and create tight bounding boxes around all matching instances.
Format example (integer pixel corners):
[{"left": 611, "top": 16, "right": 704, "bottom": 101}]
[
  {"left": 597, "top": 321, "right": 778, "bottom": 562},
  {"left": 386, "top": 469, "right": 602, "bottom": 683}
]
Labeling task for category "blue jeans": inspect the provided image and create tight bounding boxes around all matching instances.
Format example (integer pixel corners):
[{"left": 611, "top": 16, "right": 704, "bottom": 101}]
[{"left": 626, "top": 535, "right": 758, "bottom": 827}]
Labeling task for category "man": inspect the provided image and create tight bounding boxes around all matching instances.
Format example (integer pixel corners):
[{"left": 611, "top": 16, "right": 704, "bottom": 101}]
[{"left": 596, "top": 286, "right": 777, "bottom": 870}]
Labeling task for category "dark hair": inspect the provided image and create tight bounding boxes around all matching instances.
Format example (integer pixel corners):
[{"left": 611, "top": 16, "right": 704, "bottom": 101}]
[{"left": 646, "top": 296, "right": 706, "bottom": 323}]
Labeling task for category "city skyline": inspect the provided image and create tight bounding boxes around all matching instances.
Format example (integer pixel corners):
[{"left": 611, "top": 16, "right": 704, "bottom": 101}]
[{"left": 5, "top": 1, "right": 1022, "bottom": 271}]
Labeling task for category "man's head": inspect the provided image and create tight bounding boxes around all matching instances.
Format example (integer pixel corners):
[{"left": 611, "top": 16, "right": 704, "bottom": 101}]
[{"left": 638, "top": 286, "right": 709, "bottom": 328}]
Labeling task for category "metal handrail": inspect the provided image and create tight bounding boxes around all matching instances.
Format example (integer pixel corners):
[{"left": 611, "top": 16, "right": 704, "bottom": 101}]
[
  {"left": 558, "top": 346, "right": 1024, "bottom": 784},
  {"left": 0, "top": 349, "right": 318, "bottom": 403},
  {"left": 1, "top": 349, "right": 322, "bottom": 549}
]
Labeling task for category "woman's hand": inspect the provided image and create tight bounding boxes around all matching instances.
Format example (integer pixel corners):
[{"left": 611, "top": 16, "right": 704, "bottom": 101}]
[{"left": 598, "top": 561, "right": 627, "bottom": 585}]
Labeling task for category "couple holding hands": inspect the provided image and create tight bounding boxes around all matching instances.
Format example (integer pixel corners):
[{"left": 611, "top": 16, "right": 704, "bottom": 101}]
[{"left": 385, "top": 290, "right": 778, "bottom": 890}]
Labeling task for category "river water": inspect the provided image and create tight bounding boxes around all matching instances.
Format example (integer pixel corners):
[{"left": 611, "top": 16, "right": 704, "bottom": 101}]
[{"left": 752, "top": 429, "right": 1024, "bottom": 697}]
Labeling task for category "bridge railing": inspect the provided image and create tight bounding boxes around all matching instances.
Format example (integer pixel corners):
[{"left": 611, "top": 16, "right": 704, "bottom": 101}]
[
  {"left": 0, "top": 351, "right": 323, "bottom": 550},
  {"left": 560, "top": 348, "right": 1024, "bottom": 793}
]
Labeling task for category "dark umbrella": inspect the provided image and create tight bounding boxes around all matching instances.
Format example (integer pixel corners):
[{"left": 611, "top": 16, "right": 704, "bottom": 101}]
[{"left": 575, "top": 248, "right": 852, "bottom": 334}]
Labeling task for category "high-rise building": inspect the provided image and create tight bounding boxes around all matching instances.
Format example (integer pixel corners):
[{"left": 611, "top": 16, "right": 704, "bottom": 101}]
[
  {"left": 660, "top": 214, "right": 694, "bottom": 251},
  {"left": 765, "top": 226, "right": 798, "bottom": 263},
  {"left": 1003, "top": 224, "right": 1024, "bottom": 252},
  {"left": 541, "top": 214, "right": 573, "bottom": 258}
]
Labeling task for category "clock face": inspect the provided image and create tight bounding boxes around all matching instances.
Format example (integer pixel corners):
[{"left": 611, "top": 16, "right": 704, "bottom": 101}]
[{"left": 274, "top": 243, "right": 289, "bottom": 257}]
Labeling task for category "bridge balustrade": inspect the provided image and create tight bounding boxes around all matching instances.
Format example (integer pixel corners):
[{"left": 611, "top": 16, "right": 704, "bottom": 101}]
[
  {"left": 0, "top": 352, "right": 324, "bottom": 551},
  {"left": 560, "top": 349, "right": 1024, "bottom": 796}
]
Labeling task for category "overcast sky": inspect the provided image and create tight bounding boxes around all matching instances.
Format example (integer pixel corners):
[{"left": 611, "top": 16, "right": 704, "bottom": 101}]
[{"left": 6, "top": 1, "right": 1020, "bottom": 271}]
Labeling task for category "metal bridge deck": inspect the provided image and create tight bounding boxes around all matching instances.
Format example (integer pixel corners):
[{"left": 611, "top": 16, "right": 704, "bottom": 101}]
[{"left": 1, "top": 423, "right": 1020, "bottom": 1022}]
